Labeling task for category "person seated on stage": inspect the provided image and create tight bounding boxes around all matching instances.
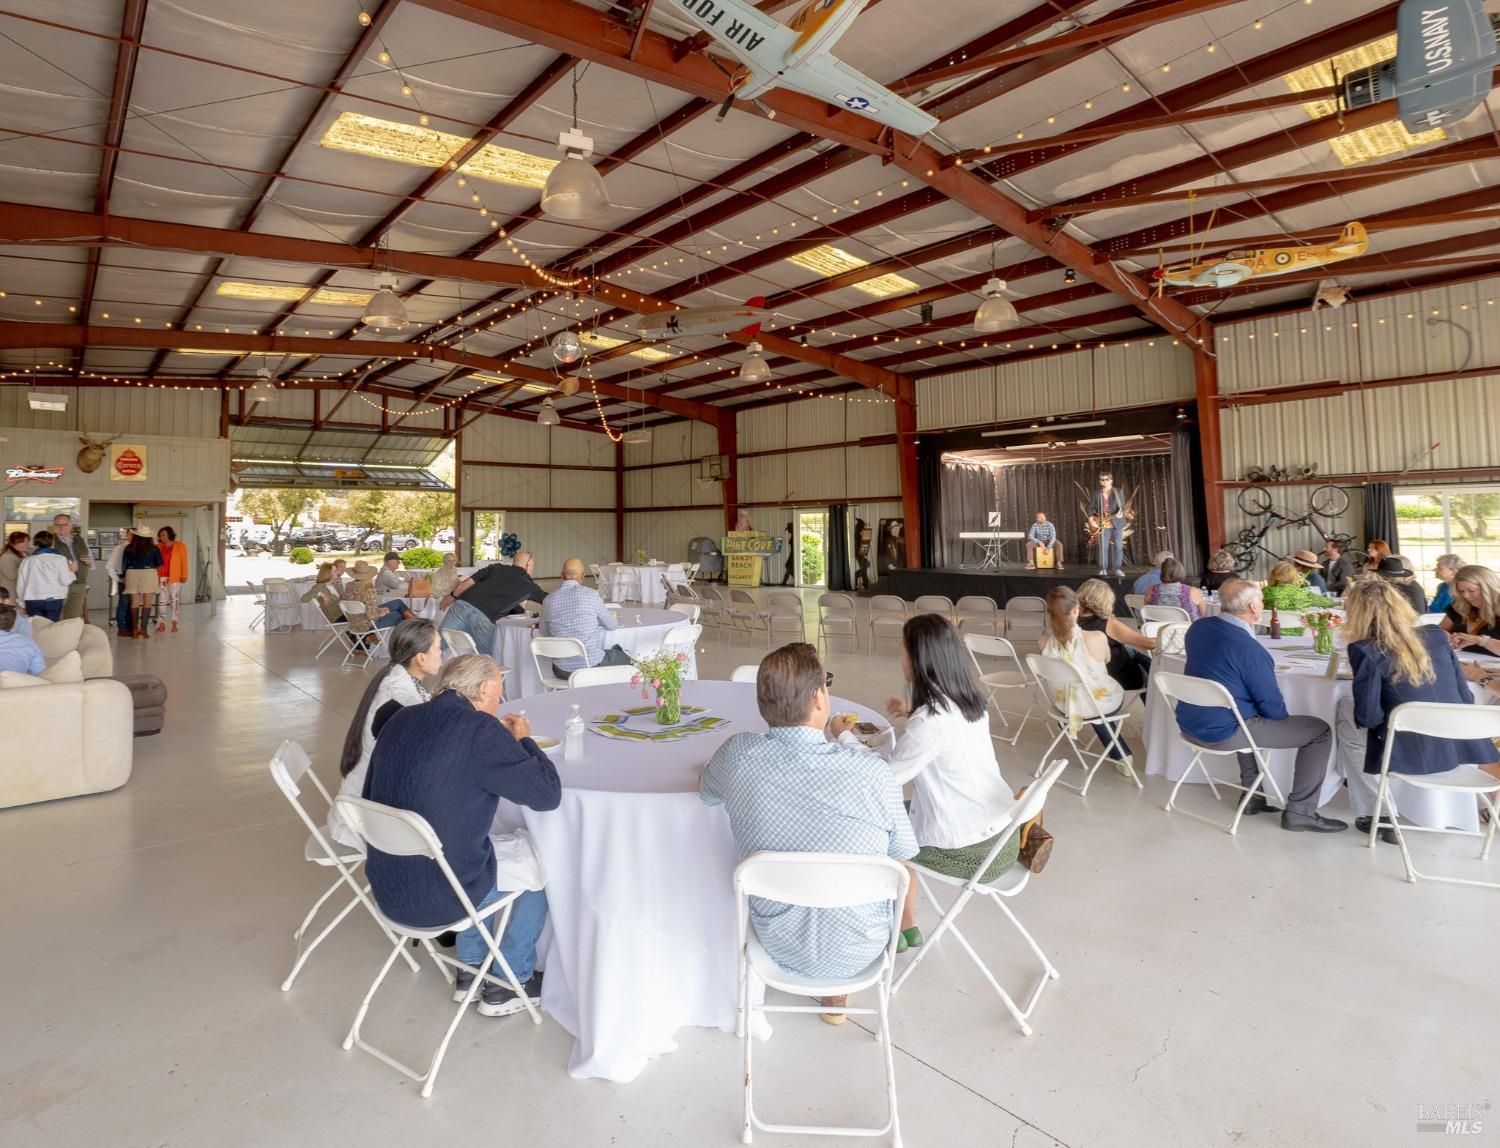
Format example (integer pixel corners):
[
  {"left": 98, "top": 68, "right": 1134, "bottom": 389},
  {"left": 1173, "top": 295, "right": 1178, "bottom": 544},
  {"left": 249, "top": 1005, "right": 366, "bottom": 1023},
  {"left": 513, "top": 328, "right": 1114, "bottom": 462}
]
[
  {"left": 1333, "top": 579, "right": 1499, "bottom": 843},
  {"left": 1260, "top": 560, "right": 1320, "bottom": 634},
  {"left": 440, "top": 551, "right": 547, "bottom": 653},
  {"left": 539, "top": 558, "right": 634, "bottom": 681},
  {"left": 869, "top": 614, "right": 1021, "bottom": 932},
  {"left": 1203, "top": 548, "right": 1237, "bottom": 594},
  {"left": 1024, "top": 512, "right": 1063, "bottom": 570},
  {"left": 375, "top": 551, "right": 409, "bottom": 594},
  {"left": 1039, "top": 586, "right": 1134, "bottom": 773},
  {"left": 1131, "top": 551, "right": 1174, "bottom": 596},
  {"left": 0, "top": 603, "right": 45, "bottom": 675},
  {"left": 1290, "top": 550, "right": 1328, "bottom": 593},
  {"left": 1319, "top": 539, "right": 1353, "bottom": 596},
  {"left": 1145, "top": 557, "right": 1207, "bottom": 622},
  {"left": 1430, "top": 553, "right": 1464, "bottom": 615},
  {"left": 362, "top": 654, "right": 560, "bottom": 1017},
  {"left": 1176, "top": 578, "right": 1346, "bottom": 833},
  {"left": 700, "top": 642, "right": 917, "bottom": 1023},
  {"left": 1441, "top": 565, "right": 1500, "bottom": 657},
  {"left": 1371, "top": 556, "right": 1427, "bottom": 618},
  {"left": 1076, "top": 578, "right": 1155, "bottom": 692}
]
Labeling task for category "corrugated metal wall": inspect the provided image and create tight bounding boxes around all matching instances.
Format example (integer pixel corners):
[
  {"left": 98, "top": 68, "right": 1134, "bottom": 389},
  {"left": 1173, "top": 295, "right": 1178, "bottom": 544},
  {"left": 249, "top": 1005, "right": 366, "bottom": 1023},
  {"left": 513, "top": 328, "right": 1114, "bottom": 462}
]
[
  {"left": 0, "top": 385, "right": 221, "bottom": 438},
  {"left": 1219, "top": 482, "right": 1363, "bottom": 581},
  {"left": 502, "top": 511, "right": 615, "bottom": 578},
  {"left": 0, "top": 425, "right": 229, "bottom": 501},
  {"left": 916, "top": 341, "right": 1195, "bottom": 430},
  {"left": 737, "top": 399, "right": 901, "bottom": 505},
  {"left": 458, "top": 416, "right": 615, "bottom": 510}
]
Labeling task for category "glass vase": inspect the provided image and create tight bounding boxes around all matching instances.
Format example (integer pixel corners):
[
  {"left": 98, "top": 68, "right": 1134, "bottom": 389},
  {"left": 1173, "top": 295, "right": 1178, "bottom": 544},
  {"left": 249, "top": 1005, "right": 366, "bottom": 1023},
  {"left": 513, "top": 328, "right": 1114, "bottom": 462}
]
[
  {"left": 1312, "top": 628, "right": 1333, "bottom": 656},
  {"left": 656, "top": 683, "right": 681, "bottom": 725}
]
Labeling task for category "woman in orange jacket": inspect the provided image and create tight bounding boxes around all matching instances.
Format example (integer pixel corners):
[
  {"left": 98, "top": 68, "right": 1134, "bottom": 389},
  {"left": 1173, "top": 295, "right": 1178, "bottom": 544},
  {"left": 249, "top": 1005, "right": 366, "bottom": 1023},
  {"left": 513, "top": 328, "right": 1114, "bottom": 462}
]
[{"left": 156, "top": 526, "right": 189, "bottom": 632}]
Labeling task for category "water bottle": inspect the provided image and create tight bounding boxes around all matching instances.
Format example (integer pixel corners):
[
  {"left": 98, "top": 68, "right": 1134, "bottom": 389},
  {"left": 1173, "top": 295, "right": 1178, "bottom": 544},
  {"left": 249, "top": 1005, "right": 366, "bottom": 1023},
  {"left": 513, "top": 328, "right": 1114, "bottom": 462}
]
[{"left": 564, "top": 704, "right": 585, "bottom": 762}]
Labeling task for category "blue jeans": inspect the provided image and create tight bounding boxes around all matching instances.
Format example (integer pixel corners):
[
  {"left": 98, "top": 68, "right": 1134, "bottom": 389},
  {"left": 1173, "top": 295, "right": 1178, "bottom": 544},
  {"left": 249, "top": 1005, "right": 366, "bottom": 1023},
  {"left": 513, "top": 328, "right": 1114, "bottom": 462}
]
[
  {"left": 115, "top": 582, "right": 132, "bottom": 630},
  {"left": 1100, "top": 521, "right": 1124, "bottom": 569},
  {"left": 457, "top": 887, "right": 548, "bottom": 983},
  {"left": 442, "top": 598, "right": 496, "bottom": 653},
  {"left": 25, "top": 599, "right": 62, "bottom": 622},
  {"left": 375, "top": 599, "right": 408, "bottom": 629}
]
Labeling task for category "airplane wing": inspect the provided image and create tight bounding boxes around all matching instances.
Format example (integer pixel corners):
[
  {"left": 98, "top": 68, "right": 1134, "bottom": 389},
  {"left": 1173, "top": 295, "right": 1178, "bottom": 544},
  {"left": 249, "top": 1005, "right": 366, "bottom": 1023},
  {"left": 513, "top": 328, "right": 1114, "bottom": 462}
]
[
  {"left": 776, "top": 55, "right": 938, "bottom": 136},
  {"left": 676, "top": 0, "right": 797, "bottom": 72}
]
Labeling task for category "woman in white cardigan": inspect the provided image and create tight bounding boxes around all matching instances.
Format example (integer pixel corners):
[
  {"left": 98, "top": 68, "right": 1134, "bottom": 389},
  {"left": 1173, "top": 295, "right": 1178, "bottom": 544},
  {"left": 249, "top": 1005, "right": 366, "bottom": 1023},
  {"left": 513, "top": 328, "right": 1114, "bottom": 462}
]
[
  {"left": 328, "top": 617, "right": 443, "bottom": 848},
  {"left": 865, "top": 613, "right": 1020, "bottom": 951}
]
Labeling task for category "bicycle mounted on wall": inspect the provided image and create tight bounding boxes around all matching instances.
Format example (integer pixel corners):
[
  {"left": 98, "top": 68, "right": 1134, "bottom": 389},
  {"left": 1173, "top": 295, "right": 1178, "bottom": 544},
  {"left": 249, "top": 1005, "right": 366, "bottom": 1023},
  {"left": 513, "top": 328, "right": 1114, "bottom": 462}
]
[{"left": 1225, "top": 484, "right": 1364, "bottom": 576}]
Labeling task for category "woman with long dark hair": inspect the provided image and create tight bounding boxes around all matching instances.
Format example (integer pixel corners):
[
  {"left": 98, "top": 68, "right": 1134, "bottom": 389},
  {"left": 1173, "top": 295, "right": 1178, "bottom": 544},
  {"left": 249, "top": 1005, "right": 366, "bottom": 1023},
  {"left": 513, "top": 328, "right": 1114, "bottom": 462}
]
[
  {"left": 875, "top": 613, "right": 1021, "bottom": 945},
  {"left": 328, "top": 617, "right": 442, "bottom": 848},
  {"left": 0, "top": 530, "right": 28, "bottom": 598},
  {"left": 121, "top": 528, "right": 163, "bottom": 638}
]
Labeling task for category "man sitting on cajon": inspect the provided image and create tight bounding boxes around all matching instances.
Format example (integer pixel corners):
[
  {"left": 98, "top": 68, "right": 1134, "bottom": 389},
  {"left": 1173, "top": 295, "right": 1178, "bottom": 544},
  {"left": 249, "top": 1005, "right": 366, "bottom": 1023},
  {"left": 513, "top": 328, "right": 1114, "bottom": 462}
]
[{"left": 1025, "top": 511, "right": 1064, "bottom": 570}]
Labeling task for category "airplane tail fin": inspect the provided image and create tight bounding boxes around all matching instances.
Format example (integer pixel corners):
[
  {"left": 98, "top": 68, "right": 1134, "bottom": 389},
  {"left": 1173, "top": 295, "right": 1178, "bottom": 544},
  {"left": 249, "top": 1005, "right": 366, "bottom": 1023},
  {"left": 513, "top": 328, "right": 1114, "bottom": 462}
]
[{"left": 739, "top": 296, "right": 766, "bottom": 337}]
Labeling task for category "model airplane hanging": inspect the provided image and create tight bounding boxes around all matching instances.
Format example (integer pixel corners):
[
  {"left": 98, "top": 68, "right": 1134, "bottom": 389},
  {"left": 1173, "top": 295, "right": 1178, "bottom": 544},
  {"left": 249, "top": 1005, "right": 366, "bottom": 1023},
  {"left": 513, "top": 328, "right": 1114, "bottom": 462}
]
[
  {"left": 1156, "top": 221, "right": 1369, "bottom": 290},
  {"left": 673, "top": 0, "right": 940, "bottom": 136},
  {"left": 635, "top": 296, "right": 769, "bottom": 341}
]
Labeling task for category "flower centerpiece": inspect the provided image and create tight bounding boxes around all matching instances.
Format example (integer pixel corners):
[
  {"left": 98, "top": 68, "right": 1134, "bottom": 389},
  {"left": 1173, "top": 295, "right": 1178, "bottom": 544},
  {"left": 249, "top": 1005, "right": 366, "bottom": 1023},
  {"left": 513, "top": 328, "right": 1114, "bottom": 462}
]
[
  {"left": 1303, "top": 609, "right": 1342, "bottom": 656},
  {"left": 634, "top": 548, "right": 649, "bottom": 565},
  {"left": 632, "top": 647, "right": 688, "bottom": 725}
]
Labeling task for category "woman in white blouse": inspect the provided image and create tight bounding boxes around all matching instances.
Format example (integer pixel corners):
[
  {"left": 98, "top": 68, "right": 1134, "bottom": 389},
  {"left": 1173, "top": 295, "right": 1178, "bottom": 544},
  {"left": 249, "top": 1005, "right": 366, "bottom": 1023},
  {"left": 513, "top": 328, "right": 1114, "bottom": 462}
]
[
  {"left": 874, "top": 613, "right": 1020, "bottom": 951},
  {"left": 1040, "top": 585, "right": 1132, "bottom": 772},
  {"left": 328, "top": 617, "right": 443, "bottom": 848}
]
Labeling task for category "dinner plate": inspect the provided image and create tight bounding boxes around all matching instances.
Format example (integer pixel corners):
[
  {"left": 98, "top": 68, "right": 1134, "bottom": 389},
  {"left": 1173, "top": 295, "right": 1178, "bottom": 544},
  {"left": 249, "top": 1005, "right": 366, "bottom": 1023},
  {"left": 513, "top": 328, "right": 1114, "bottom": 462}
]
[{"left": 532, "top": 736, "right": 561, "bottom": 754}]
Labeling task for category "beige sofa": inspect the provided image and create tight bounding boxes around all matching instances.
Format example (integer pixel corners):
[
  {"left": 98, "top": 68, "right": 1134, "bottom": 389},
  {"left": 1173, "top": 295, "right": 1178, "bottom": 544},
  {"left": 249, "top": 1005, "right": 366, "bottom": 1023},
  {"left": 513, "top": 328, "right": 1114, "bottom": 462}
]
[
  {"left": 0, "top": 678, "right": 134, "bottom": 808},
  {"left": 29, "top": 618, "right": 114, "bottom": 679}
]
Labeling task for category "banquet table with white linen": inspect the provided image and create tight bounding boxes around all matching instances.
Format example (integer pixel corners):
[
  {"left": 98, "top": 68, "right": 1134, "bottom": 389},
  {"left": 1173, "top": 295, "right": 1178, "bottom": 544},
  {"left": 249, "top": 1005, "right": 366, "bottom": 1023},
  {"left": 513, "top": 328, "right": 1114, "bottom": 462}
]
[
  {"left": 1142, "top": 635, "right": 1484, "bottom": 831},
  {"left": 492, "top": 607, "right": 688, "bottom": 699},
  {"left": 602, "top": 562, "right": 685, "bottom": 606},
  {"left": 491, "top": 680, "right": 886, "bottom": 1083}
]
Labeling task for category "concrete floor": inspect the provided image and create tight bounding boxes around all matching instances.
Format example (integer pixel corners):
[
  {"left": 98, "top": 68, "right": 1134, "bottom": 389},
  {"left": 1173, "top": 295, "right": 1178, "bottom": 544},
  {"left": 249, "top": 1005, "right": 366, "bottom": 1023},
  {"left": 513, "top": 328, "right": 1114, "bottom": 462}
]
[{"left": 1, "top": 589, "right": 1493, "bottom": 1148}]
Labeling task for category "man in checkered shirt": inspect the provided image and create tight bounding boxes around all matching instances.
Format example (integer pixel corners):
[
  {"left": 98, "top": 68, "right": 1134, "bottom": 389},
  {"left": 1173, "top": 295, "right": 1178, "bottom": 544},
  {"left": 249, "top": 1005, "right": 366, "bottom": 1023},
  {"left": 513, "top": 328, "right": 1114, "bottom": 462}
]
[
  {"left": 1025, "top": 511, "right": 1063, "bottom": 569},
  {"left": 538, "top": 558, "right": 635, "bottom": 680}
]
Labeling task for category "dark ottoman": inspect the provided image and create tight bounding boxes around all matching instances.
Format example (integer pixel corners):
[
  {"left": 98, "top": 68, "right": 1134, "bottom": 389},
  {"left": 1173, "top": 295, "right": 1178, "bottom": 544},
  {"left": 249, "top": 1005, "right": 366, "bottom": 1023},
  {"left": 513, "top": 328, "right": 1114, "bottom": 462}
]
[{"left": 115, "top": 673, "right": 167, "bottom": 736}]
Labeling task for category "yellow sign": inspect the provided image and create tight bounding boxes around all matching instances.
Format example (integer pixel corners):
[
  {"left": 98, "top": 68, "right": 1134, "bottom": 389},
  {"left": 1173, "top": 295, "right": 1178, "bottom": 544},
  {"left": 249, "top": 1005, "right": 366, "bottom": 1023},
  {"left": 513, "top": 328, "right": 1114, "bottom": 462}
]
[
  {"left": 110, "top": 443, "right": 148, "bottom": 482},
  {"left": 724, "top": 531, "right": 775, "bottom": 587}
]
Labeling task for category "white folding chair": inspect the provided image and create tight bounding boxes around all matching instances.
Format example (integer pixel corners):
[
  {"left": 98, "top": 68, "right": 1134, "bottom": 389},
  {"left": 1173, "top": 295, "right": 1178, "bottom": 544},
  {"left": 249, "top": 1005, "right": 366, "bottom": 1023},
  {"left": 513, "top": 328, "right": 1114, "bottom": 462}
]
[
  {"left": 868, "top": 594, "right": 908, "bottom": 653},
  {"left": 337, "top": 602, "right": 382, "bottom": 669},
  {"left": 1155, "top": 621, "right": 1190, "bottom": 656},
  {"left": 247, "top": 580, "right": 267, "bottom": 630},
  {"left": 313, "top": 603, "right": 351, "bottom": 660},
  {"left": 893, "top": 760, "right": 1069, "bottom": 1034},
  {"left": 333, "top": 796, "right": 542, "bottom": 1098},
  {"left": 612, "top": 567, "right": 641, "bottom": 604},
  {"left": 1152, "top": 672, "right": 1288, "bottom": 835},
  {"left": 765, "top": 590, "right": 806, "bottom": 647},
  {"left": 817, "top": 592, "right": 860, "bottom": 653},
  {"left": 267, "top": 740, "right": 420, "bottom": 991},
  {"left": 1026, "top": 654, "right": 1140, "bottom": 795},
  {"left": 1416, "top": 613, "right": 1447, "bottom": 627},
  {"left": 913, "top": 594, "right": 956, "bottom": 622},
  {"left": 955, "top": 595, "right": 999, "bottom": 637},
  {"left": 569, "top": 664, "right": 637, "bottom": 687},
  {"left": 1003, "top": 596, "right": 1047, "bottom": 647},
  {"left": 664, "top": 622, "right": 702, "bottom": 680},
  {"left": 668, "top": 601, "right": 701, "bottom": 625},
  {"left": 730, "top": 663, "right": 760, "bottom": 683},
  {"left": 965, "top": 633, "right": 1036, "bottom": 746},
  {"left": 725, "top": 588, "right": 765, "bottom": 642},
  {"left": 734, "top": 853, "right": 909, "bottom": 1146},
  {"left": 1140, "top": 604, "right": 1192, "bottom": 641},
  {"left": 530, "top": 636, "right": 587, "bottom": 691},
  {"left": 1369, "top": 702, "right": 1500, "bottom": 888},
  {"left": 1123, "top": 593, "right": 1145, "bottom": 622},
  {"left": 440, "top": 627, "right": 479, "bottom": 657}
]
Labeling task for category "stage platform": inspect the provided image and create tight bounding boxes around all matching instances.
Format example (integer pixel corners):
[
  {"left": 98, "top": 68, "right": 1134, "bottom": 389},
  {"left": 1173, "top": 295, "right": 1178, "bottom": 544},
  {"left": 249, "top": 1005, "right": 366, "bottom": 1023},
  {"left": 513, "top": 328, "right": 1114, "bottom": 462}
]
[{"left": 883, "top": 564, "right": 1151, "bottom": 617}]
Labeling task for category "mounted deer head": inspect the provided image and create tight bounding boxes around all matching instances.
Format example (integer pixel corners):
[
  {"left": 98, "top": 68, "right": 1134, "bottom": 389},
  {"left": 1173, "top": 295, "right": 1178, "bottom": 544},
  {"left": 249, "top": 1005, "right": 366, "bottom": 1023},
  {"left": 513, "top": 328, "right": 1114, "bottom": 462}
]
[{"left": 76, "top": 432, "right": 120, "bottom": 474}]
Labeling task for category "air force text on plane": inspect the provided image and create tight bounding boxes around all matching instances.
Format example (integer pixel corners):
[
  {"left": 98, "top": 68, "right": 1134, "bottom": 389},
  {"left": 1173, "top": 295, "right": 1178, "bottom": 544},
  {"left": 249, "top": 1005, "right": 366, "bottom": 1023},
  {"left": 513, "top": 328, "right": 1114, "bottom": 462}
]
[{"left": 680, "top": 0, "right": 766, "bottom": 52}]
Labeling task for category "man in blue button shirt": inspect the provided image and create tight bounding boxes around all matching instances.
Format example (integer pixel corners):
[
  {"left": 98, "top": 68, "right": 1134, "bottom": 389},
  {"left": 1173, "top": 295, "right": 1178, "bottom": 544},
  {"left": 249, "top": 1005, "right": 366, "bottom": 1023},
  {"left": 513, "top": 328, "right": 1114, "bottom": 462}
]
[
  {"left": 1024, "top": 512, "right": 1063, "bottom": 570},
  {"left": 1175, "top": 579, "right": 1346, "bottom": 833},
  {"left": 0, "top": 603, "right": 45, "bottom": 675}
]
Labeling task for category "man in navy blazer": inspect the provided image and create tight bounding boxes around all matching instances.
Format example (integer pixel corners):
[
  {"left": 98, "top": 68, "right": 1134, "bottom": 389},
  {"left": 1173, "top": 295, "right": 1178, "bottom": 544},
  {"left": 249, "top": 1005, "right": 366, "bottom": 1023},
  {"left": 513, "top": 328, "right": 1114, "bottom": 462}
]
[{"left": 1176, "top": 579, "right": 1348, "bottom": 833}]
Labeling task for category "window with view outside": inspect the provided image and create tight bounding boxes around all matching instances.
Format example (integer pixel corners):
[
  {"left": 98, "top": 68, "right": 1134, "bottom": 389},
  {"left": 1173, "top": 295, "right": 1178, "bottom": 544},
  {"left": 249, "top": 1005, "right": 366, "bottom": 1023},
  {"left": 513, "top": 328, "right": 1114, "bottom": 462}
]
[{"left": 1393, "top": 487, "right": 1500, "bottom": 594}]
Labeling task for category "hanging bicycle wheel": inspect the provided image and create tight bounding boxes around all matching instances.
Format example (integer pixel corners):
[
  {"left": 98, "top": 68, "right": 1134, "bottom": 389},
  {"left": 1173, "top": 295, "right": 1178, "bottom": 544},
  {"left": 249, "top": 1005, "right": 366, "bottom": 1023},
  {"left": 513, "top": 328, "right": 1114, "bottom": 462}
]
[
  {"left": 1236, "top": 486, "right": 1273, "bottom": 516},
  {"left": 1309, "top": 484, "right": 1349, "bottom": 518}
]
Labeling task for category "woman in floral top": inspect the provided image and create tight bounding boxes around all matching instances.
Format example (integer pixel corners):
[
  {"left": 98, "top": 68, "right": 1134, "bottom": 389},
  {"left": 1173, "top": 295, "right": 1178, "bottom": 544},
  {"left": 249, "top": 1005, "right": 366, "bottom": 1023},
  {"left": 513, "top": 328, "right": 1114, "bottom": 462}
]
[
  {"left": 1261, "top": 560, "right": 1321, "bottom": 635},
  {"left": 1143, "top": 556, "right": 1206, "bottom": 621},
  {"left": 1039, "top": 585, "right": 1132, "bottom": 771}
]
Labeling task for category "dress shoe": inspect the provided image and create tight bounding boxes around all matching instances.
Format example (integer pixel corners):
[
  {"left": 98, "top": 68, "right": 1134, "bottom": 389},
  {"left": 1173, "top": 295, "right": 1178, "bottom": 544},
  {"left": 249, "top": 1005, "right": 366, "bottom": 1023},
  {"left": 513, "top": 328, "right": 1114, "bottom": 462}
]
[
  {"left": 1241, "top": 794, "right": 1282, "bottom": 816},
  {"left": 1355, "top": 816, "right": 1398, "bottom": 845},
  {"left": 1280, "top": 810, "right": 1349, "bottom": 833}
]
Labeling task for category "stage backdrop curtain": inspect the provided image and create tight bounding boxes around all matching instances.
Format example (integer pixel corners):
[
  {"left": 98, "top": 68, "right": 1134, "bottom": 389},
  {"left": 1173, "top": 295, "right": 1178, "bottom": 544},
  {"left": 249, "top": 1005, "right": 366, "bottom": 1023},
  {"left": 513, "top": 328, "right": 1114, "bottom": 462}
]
[
  {"left": 1168, "top": 428, "right": 1203, "bottom": 580},
  {"left": 1364, "top": 482, "right": 1399, "bottom": 553},
  {"left": 826, "top": 504, "right": 852, "bottom": 591},
  {"left": 988, "top": 453, "right": 1174, "bottom": 570},
  {"left": 936, "top": 456, "right": 996, "bottom": 567},
  {"left": 918, "top": 446, "right": 944, "bottom": 569}
]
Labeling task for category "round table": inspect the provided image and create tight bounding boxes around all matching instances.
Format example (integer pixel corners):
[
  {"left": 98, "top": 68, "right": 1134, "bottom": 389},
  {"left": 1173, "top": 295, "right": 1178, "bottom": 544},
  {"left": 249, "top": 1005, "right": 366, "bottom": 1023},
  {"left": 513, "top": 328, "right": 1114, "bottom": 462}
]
[
  {"left": 492, "top": 607, "right": 688, "bottom": 699},
  {"left": 492, "top": 680, "right": 885, "bottom": 1082},
  {"left": 603, "top": 562, "right": 685, "bottom": 606},
  {"left": 1142, "top": 636, "right": 1482, "bottom": 830}
]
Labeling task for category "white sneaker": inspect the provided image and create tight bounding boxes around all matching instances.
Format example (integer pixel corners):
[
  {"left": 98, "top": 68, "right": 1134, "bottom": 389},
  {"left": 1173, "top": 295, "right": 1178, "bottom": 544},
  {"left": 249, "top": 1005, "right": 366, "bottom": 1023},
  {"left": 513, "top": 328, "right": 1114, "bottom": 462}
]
[
  {"left": 1098, "top": 568, "right": 1107, "bottom": 576},
  {"left": 1113, "top": 568, "right": 1126, "bottom": 577}
]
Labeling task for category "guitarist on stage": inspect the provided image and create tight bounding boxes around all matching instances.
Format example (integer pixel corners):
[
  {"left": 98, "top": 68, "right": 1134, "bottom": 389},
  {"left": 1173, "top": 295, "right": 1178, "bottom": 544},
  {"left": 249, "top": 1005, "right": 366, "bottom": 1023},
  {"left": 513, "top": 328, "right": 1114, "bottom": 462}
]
[{"left": 1087, "top": 472, "right": 1128, "bottom": 578}]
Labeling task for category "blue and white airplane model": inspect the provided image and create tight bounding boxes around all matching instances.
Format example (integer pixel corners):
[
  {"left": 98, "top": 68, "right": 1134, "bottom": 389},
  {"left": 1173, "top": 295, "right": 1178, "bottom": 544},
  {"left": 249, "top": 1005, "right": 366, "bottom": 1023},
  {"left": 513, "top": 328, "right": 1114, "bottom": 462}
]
[{"left": 673, "top": 0, "right": 939, "bottom": 136}]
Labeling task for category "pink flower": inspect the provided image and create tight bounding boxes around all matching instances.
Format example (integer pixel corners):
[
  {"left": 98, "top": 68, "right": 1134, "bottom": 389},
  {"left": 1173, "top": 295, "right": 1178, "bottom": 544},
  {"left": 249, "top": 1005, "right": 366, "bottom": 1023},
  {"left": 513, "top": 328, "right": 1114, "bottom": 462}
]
[
  {"left": 651, "top": 678, "right": 660, "bottom": 689},
  {"left": 675, "top": 652, "right": 687, "bottom": 662},
  {"left": 656, "top": 695, "right": 665, "bottom": 707},
  {"left": 630, "top": 674, "right": 641, "bottom": 688}
]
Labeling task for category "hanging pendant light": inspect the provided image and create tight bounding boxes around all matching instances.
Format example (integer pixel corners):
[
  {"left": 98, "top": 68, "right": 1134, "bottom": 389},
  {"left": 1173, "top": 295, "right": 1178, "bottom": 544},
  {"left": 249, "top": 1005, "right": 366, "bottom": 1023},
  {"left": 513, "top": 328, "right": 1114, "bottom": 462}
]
[
  {"left": 739, "top": 340, "right": 771, "bottom": 383},
  {"left": 974, "top": 278, "right": 1019, "bottom": 333},
  {"left": 363, "top": 279, "right": 408, "bottom": 329},
  {"left": 537, "top": 398, "right": 560, "bottom": 426},
  {"left": 541, "top": 68, "right": 610, "bottom": 220},
  {"left": 551, "top": 329, "right": 583, "bottom": 365},
  {"left": 250, "top": 357, "right": 275, "bottom": 403}
]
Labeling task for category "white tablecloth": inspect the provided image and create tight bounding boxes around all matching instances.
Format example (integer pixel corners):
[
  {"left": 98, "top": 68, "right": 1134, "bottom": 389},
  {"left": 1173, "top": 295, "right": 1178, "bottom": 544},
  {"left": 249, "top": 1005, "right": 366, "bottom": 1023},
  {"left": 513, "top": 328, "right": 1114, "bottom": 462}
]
[
  {"left": 603, "top": 563, "right": 685, "bottom": 606},
  {"left": 492, "top": 680, "right": 884, "bottom": 1082},
  {"left": 1142, "top": 636, "right": 1482, "bottom": 830},
  {"left": 492, "top": 608, "right": 688, "bottom": 699}
]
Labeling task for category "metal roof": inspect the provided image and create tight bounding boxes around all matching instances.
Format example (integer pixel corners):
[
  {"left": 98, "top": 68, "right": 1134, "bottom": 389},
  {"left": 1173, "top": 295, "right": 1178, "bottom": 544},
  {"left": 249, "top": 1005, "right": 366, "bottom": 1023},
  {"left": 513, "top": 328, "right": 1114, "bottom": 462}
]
[{"left": 0, "top": 0, "right": 1493, "bottom": 433}]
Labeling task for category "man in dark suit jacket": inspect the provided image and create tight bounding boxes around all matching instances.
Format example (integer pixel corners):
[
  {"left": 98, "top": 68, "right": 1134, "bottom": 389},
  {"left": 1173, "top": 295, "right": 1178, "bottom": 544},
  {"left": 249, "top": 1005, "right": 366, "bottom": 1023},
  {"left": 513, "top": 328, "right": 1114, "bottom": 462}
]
[
  {"left": 1176, "top": 579, "right": 1348, "bottom": 833},
  {"left": 1319, "top": 540, "right": 1353, "bottom": 596}
]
